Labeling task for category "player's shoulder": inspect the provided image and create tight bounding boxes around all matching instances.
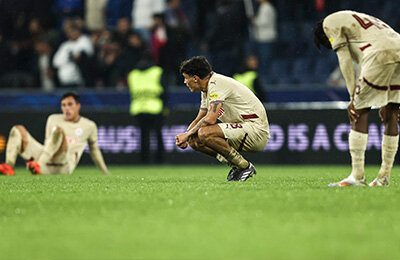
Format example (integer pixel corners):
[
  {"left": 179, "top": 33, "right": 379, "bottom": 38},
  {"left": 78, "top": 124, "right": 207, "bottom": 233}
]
[
  {"left": 324, "top": 10, "right": 358, "bottom": 25},
  {"left": 210, "top": 72, "right": 237, "bottom": 88},
  {"left": 79, "top": 116, "right": 97, "bottom": 128},
  {"left": 47, "top": 113, "right": 63, "bottom": 121}
]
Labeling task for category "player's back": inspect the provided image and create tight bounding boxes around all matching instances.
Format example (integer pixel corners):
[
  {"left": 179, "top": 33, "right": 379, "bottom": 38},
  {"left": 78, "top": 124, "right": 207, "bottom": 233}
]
[
  {"left": 323, "top": 10, "right": 400, "bottom": 65},
  {"left": 206, "top": 73, "right": 268, "bottom": 126}
]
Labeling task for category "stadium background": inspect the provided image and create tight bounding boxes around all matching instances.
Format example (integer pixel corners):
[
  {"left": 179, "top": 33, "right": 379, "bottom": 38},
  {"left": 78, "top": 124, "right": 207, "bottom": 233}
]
[{"left": 0, "top": 0, "right": 399, "bottom": 165}]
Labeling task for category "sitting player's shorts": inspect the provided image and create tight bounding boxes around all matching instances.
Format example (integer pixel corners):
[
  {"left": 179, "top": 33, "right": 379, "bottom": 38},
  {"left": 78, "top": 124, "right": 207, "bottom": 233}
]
[
  {"left": 218, "top": 121, "right": 269, "bottom": 152},
  {"left": 354, "top": 61, "right": 400, "bottom": 109},
  {"left": 20, "top": 132, "right": 76, "bottom": 174}
]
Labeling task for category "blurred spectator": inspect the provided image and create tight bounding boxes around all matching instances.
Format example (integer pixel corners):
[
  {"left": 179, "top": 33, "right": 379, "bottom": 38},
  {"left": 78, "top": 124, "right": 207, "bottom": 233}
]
[
  {"left": 251, "top": 0, "right": 277, "bottom": 83},
  {"left": 85, "top": 0, "right": 107, "bottom": 31},
  {"left": 53, "top": 23, "right": 94, "bottom": 87},
  {"left": 165, "top": 0, "right": 190, "bottom": 30},
  {"left": 127, "top": 52, "right": 166, "bottom": 164},
  {"left": 0, "top": 32, "right": 12, "bottom": 87},
  {"left": 205, "top": 0, "right": 249, "bottom": 76},
  {"left": 105, "top": 0, "right": 132, "bottom": 30},
  {"left": 33, "top": 37, "right": 58, "bottom": 92},
  {"left": 125, "top": 32, "right": 147, "bottom": 69},
  {"left": 53, "top": 0, "right": 84, "bottom": 27},
  {"left": 132, "top": 0, "right": 166, "bottom": 43},
  {"left": 112, "top": 17, "right": 134, "bottom": 48},
  {"left": 234, "top": 55, "right": 266, "bottom": 102},
  {"left": 151, "top": 13, "right": 187, "bottom": 86}
]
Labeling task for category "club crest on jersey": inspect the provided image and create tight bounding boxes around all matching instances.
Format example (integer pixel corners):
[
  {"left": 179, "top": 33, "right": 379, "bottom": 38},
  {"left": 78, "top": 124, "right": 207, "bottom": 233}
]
[
  {"left": 75, "top": 128, "right": 83, "bottom": 136},
  {"left": 218, "top": 108, "right": 225, "bottom": 119},
  {"left": 210, "top": 93, "right": 219, "bottom": 100}
]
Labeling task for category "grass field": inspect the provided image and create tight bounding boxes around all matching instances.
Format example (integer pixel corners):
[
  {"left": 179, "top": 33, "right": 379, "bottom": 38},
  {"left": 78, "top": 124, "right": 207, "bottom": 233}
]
[{"left": 1, "top": 165, "right": 400, "bottom": 260}]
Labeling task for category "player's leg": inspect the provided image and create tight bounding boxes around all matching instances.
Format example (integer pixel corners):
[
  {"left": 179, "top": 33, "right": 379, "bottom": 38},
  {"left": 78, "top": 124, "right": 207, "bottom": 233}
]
[
  {"left": 370, "top": 103, "right": 399, "bottom": 186},
  {"left": 0, "top": 125, "right": 25, "bottom": 175},
  {"left": 329, "top": 108, "right": 370, "bottom": 186},
  {"left": 197, "top": 124, "right": 257, "bottom": 181},
  {"left": 197, "top": 125, "right": 250, "bottom": 169},
  {"left": 1, "top": 125, "right": 45, "bottom": 176},
  {"left": 188, "top": 134, "right": 236, "bottom": 169},
  {"left": 30, "top": 126, "right": 68, "bottom": 175}
]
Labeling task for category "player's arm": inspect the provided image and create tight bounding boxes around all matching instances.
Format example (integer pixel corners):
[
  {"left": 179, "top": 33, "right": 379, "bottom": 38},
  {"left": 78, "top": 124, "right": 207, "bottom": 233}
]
[
  {"left": 88, "top": 125, "right": 110, "bottom": 175},
  {"left": 336, "top": 45, "right": 359, "bottom": 122},
  {"left": 175, "top": 102, "right": 222, "bottom": 146},
  {"left": 336, "top": 45, "right": 356, "bottom": 99},
  {"left": 174, "top": 108, "right": 207, "bottom": 149},
  {"left": 186, "top": 108, "right": 208, "bottom": 132},
  {"left": 89, "top": 142, "right": 110, "bottom": 175}
]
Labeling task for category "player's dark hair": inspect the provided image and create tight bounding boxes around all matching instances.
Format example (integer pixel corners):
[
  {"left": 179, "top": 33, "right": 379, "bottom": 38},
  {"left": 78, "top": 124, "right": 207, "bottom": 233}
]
[
  {"left": 313, "top": 20, "right": 332, "bottom": 51},
  {"left": 61, "top": 91, "right": 80, "bottom": 104},
  {"left": 179, "top": 56, "right": 212, "bottom": 79}
]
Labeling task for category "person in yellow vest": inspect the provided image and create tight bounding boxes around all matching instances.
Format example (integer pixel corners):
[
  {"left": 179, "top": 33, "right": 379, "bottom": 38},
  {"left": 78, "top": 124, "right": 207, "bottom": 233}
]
[
  {"left": 127, "top": 52, "right": 166, "bottom": 163},
  {"left": 233, "top": 55, "right": 266, "bottom": 103}
]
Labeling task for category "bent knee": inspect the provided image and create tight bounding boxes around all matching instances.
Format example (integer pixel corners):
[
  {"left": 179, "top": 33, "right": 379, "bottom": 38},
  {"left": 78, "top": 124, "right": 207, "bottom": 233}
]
[
  {"left": 51, "top": 126, "right": 65, "bottom": 137},
  {"left": 197, "top": 127, "right": 211, "bottom": 142}
]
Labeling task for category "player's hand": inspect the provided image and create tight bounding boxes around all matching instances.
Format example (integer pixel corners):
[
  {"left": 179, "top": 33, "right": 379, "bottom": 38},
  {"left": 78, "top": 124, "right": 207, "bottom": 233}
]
[
  {"left": 347, "top": 101, "right": 359, "bottom": 123},
  {"left": 175, "top": 133, "right": 189, "bottom": 149}
]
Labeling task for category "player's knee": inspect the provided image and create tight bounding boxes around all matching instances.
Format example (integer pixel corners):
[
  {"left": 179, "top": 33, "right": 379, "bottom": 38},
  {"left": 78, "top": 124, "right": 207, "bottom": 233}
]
[
  {"left": 51, "top": 127, "right": 65, "bottom": 140},
  {"left": 197, "top": 128, "right": 210, "bottom": 143},
  {"left": 12, "top": 125, "right": 26, "bottom": 135}
]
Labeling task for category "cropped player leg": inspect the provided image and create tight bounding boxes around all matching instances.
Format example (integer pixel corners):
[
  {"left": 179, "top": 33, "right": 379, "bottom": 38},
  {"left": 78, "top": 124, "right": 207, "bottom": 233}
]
[
  {"left": 5, "top": 125, "right": 27, "bottom": 168},
  {"left": 37, "top": 126, "right": 68, "bottom": 167},
  {"left": 349, "top": 108, "right": 370, "bottom": 181},
  {"left": 188, "top": 135, "right": 235, "bottom": 167},
  {"left": 197, "top": 125, "right": 249, "bottom": 169},
  {"left": 329, "top": 109, "right": 369, "bottom": 186},
  {"left": 371, "top": 103, "right": 400, "bottom": 186}
]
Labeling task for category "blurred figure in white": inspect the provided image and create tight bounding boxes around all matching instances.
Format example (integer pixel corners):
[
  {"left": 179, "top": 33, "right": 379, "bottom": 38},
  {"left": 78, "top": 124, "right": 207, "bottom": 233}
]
[
  {"left": 132, "top": 0, "right": 166, "bottom": 43},
  {"left": 53, "top": 23, "right": 94, "bottom": 87}
]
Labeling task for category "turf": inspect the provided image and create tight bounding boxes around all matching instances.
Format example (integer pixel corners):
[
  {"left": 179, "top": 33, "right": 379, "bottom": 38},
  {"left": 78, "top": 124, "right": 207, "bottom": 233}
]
[{"left": 1, "top": 165, "right": 400, "bottom": 260}]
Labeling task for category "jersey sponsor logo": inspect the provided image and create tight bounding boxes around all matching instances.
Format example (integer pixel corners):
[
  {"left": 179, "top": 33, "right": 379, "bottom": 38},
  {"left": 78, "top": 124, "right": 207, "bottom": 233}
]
[
  {"left": 218, "top": 107, "right": 225, "bottom": 118},
  {"left": 66, "top": 136, "right": 80, "bottom": 144},
  {"left": 210, "top": 93, "right": 219, "bottom": 100},
  {"left": 75, "top": 128, "right": 83, "bottom": 136}
]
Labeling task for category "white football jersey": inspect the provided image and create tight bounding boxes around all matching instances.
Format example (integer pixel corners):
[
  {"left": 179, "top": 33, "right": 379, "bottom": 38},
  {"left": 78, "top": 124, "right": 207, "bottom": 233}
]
[
  {"left": 323, "top": 11, "right": 400, "bottom": 67},
  {"left": 45, "top": 114, "right": 98, "bottom": 164},
  {"left": 200, "top": 72, "right": 268, "bottom": 128}
]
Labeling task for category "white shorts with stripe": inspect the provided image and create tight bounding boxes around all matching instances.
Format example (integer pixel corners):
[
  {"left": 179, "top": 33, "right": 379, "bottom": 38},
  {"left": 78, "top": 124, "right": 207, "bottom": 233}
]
[
  {"left": 20, "top": 132, "right": 76, "bottom": 174},
  {"left": 354, "top": 62, "right": 400, "bottom": 109},
  {"left": 218, "top": 121, "right": 269, "bottom": 152}
]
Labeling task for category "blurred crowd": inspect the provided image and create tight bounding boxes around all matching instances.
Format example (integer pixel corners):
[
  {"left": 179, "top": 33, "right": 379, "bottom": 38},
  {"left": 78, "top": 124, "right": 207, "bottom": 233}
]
[{"left": 0, "top": 0, "right": 399, "bottom": 90}]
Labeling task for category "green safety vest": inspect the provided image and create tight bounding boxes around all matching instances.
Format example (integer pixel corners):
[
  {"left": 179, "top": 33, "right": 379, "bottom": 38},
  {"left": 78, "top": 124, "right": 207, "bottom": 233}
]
[
  {"left": 128, "top": 66, "right": 163, "bottom": 116},
  {"left": 233, "top": 71, "right": 257, "bottom": 93}
]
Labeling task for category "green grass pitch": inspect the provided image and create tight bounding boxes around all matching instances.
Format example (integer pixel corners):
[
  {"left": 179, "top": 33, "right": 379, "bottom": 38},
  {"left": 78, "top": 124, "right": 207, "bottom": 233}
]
[{"left": 1, "top": 165, "right": 400, "bottom": 260}]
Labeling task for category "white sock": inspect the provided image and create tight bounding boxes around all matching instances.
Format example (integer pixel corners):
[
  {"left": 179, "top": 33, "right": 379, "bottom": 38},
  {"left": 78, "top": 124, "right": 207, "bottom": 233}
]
[
  {"left": 5, "top": 126, "right": 22, "bottom": 168},
  {"left": 225, "top": 148, "right": 249, "bottom": 169},
  {"left": 377, "top": 135, "right": 399, "bottom": 179},
  {"left": 216, "top": 153, "right": 235, "bottom": 168},
  {"left": 349, "top": 130, "right": 368, "bottom": 180}
]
